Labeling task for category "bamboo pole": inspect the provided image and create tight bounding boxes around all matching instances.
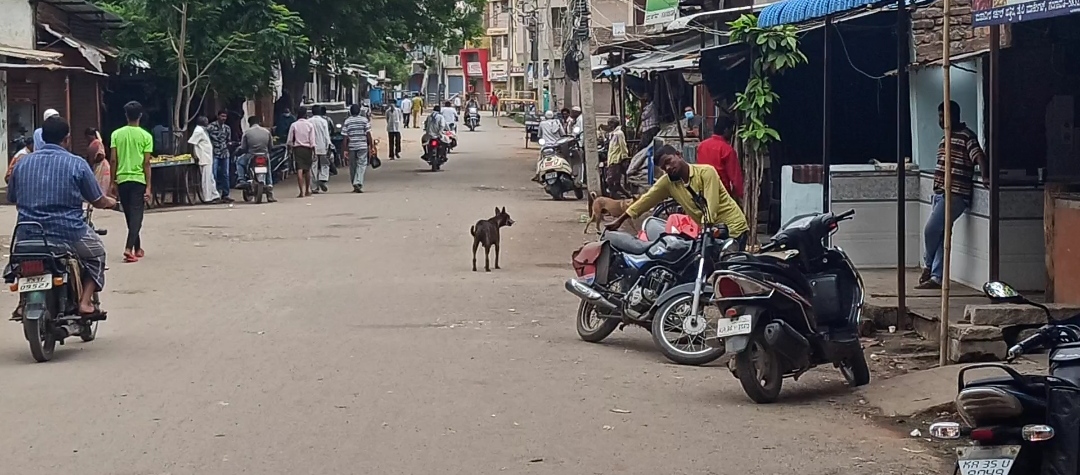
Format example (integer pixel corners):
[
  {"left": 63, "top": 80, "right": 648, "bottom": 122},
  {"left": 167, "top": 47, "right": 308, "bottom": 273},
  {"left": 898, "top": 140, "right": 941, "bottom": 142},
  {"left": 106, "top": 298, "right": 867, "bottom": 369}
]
[{"left": 939, "top": 0, "right": 953, "bottom": 366}]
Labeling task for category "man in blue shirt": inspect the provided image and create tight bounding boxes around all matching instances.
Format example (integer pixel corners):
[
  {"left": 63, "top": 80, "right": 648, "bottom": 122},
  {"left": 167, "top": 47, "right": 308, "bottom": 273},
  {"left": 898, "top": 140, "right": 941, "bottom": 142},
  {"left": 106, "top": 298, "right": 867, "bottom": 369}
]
[
  {"left": 32, "top": 108, "right": 60, "bottom": 150},
  {"left": 8, "top": 116, "right": 117, "bottom": 316}
]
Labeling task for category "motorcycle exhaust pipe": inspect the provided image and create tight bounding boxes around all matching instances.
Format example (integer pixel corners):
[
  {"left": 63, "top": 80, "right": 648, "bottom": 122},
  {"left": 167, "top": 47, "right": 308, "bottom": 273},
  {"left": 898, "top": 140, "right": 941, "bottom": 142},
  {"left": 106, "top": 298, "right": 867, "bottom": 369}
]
[{"left": 564, "top": 279, "right": 618, "bottom": 313}]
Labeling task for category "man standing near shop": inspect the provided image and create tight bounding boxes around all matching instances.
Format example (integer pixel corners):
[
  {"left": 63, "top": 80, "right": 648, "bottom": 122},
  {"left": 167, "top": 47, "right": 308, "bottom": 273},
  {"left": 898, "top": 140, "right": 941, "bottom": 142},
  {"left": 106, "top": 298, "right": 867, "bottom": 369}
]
[
  {"left": 342, "top": 104, "right": 373, "bottom": 193},
  {"left": 604, "top": 117, "right": 630, "bottom": 198},
  {"left": 188, "top": 116, "right": 220, "bottom": 203},
  {"left": 386, "top": 100, "right": 403, "bottom": 160},
  {"left": 310, "top": 105, "right": 332, "bottom": 193},
  {"left": 287, "top": 106, "right": 317, "bottom": 197},
  {"left": 917, "top": 101, "right": 989, "bottom": 290},
  {"left": 411, "top": 93, "right": 424, "bottom": 129},
  {"left": 110, "top": 101, "right": 153, "bottom": 263},
  {"left": 400, "top": 95, "right": 413, "bottom": 128},
  {"left": 695, "top": 116, "right": 744, "bottom": 202},
  {"left": 207, "top": 110, "right": 233, "bottom": 203},
  {"left": 636, "top": 93, "right": 660, "bottom": 154}
]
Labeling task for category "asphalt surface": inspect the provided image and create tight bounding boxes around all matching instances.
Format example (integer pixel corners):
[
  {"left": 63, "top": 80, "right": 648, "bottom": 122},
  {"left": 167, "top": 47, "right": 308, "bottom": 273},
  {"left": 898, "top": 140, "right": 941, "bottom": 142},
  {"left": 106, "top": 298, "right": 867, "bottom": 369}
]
[{"left": 0, "top": 122, "right": 940, "bottom": 474}]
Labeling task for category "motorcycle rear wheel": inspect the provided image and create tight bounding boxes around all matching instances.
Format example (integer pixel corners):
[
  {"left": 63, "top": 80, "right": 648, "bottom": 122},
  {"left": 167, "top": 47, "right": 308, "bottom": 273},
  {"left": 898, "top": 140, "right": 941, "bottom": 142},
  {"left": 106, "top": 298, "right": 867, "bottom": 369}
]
[
  {"left": 253, "top": 182, "right": 265, "bottom": 204},
  {"left": 576, "top": 300, "right": 619, "bottom": 343},
  {"left": 735, "top": 334, "right": 783, "bottom": 403},
  {"left": 24, "top": 317, "right": 55, "bottom": 363},
  {"left": 839, "top": 346, "right": 871, "bottom": 387}
]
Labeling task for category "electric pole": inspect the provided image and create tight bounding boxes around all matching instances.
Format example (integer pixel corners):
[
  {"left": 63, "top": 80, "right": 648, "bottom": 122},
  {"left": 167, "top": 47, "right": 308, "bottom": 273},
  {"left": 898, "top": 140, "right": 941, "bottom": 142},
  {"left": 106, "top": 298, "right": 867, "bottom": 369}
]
[{"left": 573, "top": 0, "right": 600, "bottom": 193}]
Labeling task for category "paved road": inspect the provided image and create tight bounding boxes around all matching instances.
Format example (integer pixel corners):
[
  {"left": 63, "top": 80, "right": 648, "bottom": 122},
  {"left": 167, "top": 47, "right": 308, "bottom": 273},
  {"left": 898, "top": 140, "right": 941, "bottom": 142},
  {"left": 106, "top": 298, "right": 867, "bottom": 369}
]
[{"left": 0, "top": 123, "right": 938, "bottom": 474}]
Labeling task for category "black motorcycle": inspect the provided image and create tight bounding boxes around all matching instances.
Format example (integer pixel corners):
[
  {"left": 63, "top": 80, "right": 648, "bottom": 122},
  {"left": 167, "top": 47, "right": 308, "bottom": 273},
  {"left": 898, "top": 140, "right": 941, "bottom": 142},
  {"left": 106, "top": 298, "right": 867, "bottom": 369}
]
[
  {"left": 423, "top": 135, "right": 448, "bottom": 172},
  {"left": 566, "top": 199, "right": 737, "bottom": 366},
  {"left": 465, "top": 106, "right": 480, "bottom": 131},
  {"left": 930, "top": 281, "right": 1080, "bottom": 475},
  {"left": 8, "top": 209, "right": 107, "bottom": 362},
  {"left": 705, "top": 209, "right": 870, "bottom": 403}
]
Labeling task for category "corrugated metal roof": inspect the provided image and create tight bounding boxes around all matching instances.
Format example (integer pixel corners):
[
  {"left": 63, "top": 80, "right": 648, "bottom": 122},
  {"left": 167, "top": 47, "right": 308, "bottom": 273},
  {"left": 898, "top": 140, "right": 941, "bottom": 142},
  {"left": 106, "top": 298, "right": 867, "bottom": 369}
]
[
  {"left": 758, "top": 0, "right": 880, "bottom": 27},
  {"left": 0, "top": 44, "right": 62, "bottom": 62}
]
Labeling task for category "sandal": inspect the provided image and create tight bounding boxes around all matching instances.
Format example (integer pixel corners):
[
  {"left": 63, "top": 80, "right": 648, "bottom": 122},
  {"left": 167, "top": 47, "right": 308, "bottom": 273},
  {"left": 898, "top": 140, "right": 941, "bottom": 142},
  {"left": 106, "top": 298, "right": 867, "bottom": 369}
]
[{"left": 123, "top": 251, "right": 138, "bottom": 263}]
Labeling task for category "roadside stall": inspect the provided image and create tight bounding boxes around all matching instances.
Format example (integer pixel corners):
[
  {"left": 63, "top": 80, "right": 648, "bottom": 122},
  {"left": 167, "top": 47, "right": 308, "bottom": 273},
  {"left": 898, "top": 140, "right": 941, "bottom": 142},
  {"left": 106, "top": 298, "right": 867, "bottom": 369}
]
[{"left": 148, "top": 153, "right": 201, "bottom": 208}]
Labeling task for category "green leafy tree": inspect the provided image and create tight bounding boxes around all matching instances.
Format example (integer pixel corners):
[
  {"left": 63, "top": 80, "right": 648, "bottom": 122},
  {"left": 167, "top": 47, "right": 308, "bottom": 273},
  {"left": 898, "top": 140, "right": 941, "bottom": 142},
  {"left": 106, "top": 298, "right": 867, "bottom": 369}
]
[
  {"left": 727, "top": 14, "right": 806, "bottom": 245},
  {"left": 100, "top": 0, "right": 307, "bottom": 134}
]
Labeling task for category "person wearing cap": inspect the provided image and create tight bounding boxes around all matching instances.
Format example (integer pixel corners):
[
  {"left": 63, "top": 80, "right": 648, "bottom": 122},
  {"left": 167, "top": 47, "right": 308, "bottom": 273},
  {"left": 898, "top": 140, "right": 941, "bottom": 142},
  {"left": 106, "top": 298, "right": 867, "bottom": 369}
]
[
  {"left": 539, "top": 110, "right": 563, "bottom": 145},
  {"left": 569, "top": 106, "right": 584, "bottom": 135},
  {"left": 34, "top": 109, "right": 60, "bottom": 150}
]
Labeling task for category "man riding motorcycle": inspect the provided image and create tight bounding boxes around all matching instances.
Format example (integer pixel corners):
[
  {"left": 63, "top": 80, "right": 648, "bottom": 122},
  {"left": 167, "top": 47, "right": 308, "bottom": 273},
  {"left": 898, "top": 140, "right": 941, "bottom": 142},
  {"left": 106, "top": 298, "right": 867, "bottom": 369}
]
[
  {"left": 235, "top": 115, "right": 277, "bottom": 202},
  {"left": 423, "top": 105, "right": 449, "bottom": 161},
  {"left": 606, "top": 144, "right": 750, "bottom": 250},
  {"left": 6, "top": 116, "right": 116, "bottom": 319},
  {"left": 465, "top": 96, "right": 481, "bottom": 125}
]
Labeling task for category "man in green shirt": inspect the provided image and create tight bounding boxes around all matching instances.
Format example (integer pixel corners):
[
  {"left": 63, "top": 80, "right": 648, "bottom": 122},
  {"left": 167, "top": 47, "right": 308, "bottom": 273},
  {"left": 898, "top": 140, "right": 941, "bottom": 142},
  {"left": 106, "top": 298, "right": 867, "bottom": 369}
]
[
  {"left": 606, "top": 144, "right": 749, "bottom": 248},
  {"left": 110, "top": 101, "right": 153, "bottom": 263}
]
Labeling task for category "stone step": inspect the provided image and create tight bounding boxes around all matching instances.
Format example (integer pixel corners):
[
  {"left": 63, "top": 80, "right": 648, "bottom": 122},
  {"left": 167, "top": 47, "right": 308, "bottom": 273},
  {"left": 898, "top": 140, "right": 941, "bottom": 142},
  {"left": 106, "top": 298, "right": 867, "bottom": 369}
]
[{"left": 963, "top": 304, "right": 1080, "bottom": 326}]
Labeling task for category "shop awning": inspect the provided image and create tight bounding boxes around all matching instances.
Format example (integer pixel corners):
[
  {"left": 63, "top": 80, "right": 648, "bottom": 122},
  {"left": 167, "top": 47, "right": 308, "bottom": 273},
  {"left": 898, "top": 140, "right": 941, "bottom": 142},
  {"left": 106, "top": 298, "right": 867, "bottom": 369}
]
[
  {"left": 0, "top": 44, "right": 62, "bottom": 62},
  {"left": 38, "top": 0, "right": 124, "bottom": 28},
  {"left": 0, "top": 62, "right": 108, "bottom": 77},
  {"left": 665, "top": 5, "right": 759, "bottom": 32},
  {"left": 758, "top": 0, "right": 883, "bottom": 27},
  {"left": 40, "top": 23, "right": 117, "bottom": 73},
  {"left": 600, "top": 39, "right": 702, "bottom": 76}
]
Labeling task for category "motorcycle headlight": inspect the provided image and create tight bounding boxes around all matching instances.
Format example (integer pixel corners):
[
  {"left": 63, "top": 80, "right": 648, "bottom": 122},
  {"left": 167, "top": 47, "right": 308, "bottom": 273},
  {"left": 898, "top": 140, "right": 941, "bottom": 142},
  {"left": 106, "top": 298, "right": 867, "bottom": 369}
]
[{"left": 955, "top": 387, "right": 1023, "bottom": 427}]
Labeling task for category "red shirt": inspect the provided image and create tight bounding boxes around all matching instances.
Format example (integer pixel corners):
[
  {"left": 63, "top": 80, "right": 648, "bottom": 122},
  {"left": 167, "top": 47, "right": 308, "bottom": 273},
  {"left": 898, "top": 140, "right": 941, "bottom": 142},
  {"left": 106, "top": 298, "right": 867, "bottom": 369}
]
[{"left": 695, "top": 135, "right": 744, "bottom": 199}]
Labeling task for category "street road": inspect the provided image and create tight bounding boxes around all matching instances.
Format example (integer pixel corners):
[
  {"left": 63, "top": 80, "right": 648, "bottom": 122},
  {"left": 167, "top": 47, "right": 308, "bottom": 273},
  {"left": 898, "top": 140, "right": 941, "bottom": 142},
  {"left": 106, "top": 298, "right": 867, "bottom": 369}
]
[{"left": 0, "top": 122, "right": 938, "bottom": 474}]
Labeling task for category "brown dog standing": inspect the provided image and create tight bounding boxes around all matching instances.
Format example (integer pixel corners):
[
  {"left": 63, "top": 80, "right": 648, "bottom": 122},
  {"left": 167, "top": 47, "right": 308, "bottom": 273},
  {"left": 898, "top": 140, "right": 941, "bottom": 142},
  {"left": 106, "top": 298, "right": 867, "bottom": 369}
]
[
  {"left": 471, "top": 207, "right": 515, "bottom": 272},
  {"left": 585, "top": 192, "right": 636, "bottom": 234}
]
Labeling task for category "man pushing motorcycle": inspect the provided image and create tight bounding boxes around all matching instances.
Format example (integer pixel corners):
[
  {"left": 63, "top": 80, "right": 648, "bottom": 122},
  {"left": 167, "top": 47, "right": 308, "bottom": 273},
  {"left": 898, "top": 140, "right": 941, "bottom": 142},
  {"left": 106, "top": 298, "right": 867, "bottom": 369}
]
[{"left": 606, "top": 144, "right": 749, "bottom": 250}]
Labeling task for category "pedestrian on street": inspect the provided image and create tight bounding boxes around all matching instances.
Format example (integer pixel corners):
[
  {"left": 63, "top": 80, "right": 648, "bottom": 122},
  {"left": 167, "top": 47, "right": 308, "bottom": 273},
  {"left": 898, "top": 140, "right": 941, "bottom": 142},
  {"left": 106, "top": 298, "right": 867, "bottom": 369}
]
[
  {"left": 636, "top": 93, "right": 660, "bottom": 154},
  {"left": 604, "top": 117, "right": 631, "bottom": 198},
  {"left": 400, "top": 95, "right": 413, "bottom": 128},
  {"left": 276, "top": 107, "right": 296, "bottom": 143},
  {"left": 310, "top": 105, "right": 332, "bottom": 193},
  {"left": 187, "top": 116, "right": 221, "bottom": 203},
  {"left": 917, "top": 101, "right": 989, "bottom": 290},
  {"left": 411, "top": 93, "right": 424, "bottom": 129},
  {"left": 386, "top": 101, "right": 403, "bottom": 160},
  {"left": 287, "top": 106, "right": 317, "bottom": 197},
  {"left": 695, "top": 116, "right": 744, "bottom": 201},
  {"left": 342, "top": 104, "right": 373, "bottom": 193},
  {"left": 207, "top": 110, "right": 234, "bottom": 203},
  {"left": 453, "top": 94, "right": 462, "bottom": 109},
  {"left": 490, "top": 91, "right": 499, "bottom": 117},
  {"left": 5, "top": 139, "right": 32, "bottom": 184},
  {"left": 110, "top": 101, "right": 154, "bottom": 263},
  {"left": 34, "top": 108, "right": 60, "bottom": 151},
  {"left": 85, "top": 128, "right": 112, "bottom": 199}
]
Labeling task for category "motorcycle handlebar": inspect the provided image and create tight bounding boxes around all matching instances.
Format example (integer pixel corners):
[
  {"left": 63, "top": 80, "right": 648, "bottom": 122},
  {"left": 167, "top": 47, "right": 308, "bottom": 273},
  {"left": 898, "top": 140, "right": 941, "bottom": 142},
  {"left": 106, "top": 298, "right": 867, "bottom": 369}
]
[{"left": 837, "top": 209, "right": 856, "bottom": 220}]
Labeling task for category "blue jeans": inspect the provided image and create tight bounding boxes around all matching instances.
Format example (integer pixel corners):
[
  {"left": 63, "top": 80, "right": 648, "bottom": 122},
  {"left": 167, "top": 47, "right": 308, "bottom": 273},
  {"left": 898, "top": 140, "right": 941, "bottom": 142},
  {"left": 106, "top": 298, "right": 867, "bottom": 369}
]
[
  {"left": 213, "top": 155, "right": 231, "bottom": 198},
  {"left": 923, "top": 193, "right": 970, "bottom": 283}
]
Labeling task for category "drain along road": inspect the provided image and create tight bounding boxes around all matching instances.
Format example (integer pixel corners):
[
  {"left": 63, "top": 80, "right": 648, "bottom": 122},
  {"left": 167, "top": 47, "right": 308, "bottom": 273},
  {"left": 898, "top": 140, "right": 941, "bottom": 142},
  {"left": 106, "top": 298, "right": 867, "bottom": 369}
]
[{"left": 0, "top": 124, "right": 938, "bottom": 474}]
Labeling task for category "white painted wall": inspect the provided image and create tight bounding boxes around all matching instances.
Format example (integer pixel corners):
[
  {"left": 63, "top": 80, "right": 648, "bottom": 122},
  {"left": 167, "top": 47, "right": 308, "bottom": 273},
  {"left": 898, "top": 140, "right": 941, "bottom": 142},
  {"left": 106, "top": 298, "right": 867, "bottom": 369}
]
[
  {"left": 909, "top": 60, "right": 984, "bottom": 171},
  {"left": 0, "top": 0, "right": 33, "bottom": 49}
]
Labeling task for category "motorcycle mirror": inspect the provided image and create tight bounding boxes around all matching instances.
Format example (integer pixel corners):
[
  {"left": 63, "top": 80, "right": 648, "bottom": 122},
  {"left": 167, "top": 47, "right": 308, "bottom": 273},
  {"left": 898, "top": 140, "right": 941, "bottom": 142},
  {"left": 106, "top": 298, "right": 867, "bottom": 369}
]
[{"left": 983, "top": 281, "right": 1023, "bottom": 303}]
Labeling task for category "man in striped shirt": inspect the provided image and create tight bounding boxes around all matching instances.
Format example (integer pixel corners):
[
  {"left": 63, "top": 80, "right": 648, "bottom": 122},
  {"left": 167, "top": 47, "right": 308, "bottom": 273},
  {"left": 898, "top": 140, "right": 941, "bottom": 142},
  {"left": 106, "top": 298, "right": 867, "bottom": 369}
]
[
  {"left": 341, "top": 104, "right": 372, "bottom": 193},
  {"left": 918, "top": 101, "right": 988, "bottom": 289}
]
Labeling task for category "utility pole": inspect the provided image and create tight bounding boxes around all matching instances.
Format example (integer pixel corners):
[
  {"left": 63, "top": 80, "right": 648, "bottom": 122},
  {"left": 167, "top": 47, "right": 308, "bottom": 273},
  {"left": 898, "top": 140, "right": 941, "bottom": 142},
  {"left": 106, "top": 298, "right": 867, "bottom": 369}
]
[
  {"left": 574, "top": 0, "right": 600, "bottom": 193},
  {"left": 508, "top": 0, "right": 516, "bottom": 100}
]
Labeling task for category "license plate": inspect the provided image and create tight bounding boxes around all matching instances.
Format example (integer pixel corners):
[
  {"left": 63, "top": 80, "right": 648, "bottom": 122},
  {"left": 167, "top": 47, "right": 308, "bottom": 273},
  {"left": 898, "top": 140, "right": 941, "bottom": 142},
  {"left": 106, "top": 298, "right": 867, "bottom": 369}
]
[
  {"left": 254, "top": 166, "right": 268, "bottom": 173},
  {"left": 956, "top": 445, "right": 1020, "bottom": 475},
  {"left": 715, "top": 315, "right": 753, "bottom": 338},
  {"left": 17, "top": 275, "right": 52, "bottom": 293},
  {"left": 545, "top": 172, "right": 558, "bottom": 180}
]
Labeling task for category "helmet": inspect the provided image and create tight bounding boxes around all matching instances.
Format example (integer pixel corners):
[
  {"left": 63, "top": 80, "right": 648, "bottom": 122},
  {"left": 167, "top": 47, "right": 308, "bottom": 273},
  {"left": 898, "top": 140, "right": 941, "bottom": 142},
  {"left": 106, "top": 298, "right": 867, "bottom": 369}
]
[{"left": 544, "top": 110, "right": 554, "bottom": 119}]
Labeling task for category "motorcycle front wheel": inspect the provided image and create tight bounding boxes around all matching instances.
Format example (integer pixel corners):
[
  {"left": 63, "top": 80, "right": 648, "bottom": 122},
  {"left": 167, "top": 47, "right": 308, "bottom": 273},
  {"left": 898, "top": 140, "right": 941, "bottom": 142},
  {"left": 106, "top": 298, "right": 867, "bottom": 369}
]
[
  {"left": 735, "top": 333, "right": 783, "bottom": 403},
  {"left": 576, "top": 300, "right": 620, "bottom": 343},
  {"left": 651, "top": 293, "right": 725, "bottom": 366}
]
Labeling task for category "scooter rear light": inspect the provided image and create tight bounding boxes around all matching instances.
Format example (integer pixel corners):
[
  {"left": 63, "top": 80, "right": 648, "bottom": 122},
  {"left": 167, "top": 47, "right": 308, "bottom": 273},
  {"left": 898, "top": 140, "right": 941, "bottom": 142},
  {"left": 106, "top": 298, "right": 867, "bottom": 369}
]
[
  {"left": 253, "top": 156, "right": 268, "bottom": 167},
  {"left": 713, "top": 275, "right": 772, "bottom": 298},
  {"left": 716, "top": 277, "right": 743, "bottom": 297},
  {"left": 970, "top": 428, "right": 996, "bottom": 441},
  {"left": 19, "top": 260, "right": 44, "bottom": 276},
  {"left": 430, "top": 140, "right": 439, "bottom": 147}
]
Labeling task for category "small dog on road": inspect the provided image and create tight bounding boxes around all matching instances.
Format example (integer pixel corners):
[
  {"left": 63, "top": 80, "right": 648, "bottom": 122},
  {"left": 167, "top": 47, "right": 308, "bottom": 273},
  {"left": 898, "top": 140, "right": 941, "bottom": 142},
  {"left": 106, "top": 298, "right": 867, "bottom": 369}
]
[
  {"left": 471, "top": 207, "right": 515, "bottom": 272},
  {"left": 585, "top": 192, "right": 636, "bottom": 234}
]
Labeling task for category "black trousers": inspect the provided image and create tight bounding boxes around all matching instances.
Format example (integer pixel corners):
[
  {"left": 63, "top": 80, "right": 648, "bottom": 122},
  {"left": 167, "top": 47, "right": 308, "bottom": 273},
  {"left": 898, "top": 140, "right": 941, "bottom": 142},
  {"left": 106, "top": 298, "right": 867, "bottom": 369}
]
[
  {"left": 117, "top": 182, "right": 146, "bottom": 251},
  {"left": 402, "top": 113, "right": 411, "bottom": 128},
  {"left": 636, "top": 126, "right": 661, "bottom": 154},
  {"left": 388, "top": 132, "right": 402, "bottom": 158}
]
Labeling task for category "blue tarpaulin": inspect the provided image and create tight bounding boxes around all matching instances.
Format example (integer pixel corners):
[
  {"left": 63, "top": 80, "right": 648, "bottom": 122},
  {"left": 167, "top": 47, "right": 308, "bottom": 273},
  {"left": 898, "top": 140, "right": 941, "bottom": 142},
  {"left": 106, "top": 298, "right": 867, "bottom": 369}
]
[{"left": 757, "top": 0, "right": 881, "bottom": 27}]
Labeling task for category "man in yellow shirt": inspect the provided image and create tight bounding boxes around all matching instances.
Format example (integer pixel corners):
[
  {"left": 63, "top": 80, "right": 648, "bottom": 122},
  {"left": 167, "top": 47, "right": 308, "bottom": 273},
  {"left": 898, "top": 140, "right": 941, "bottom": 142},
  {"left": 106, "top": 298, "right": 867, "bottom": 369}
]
[
  {"left": 411, "top": 93, "right": 424, "bottom": 129},
  {"left": 603, "top": 117, "right": 631, "bottom": 198},
  {"left": 606, "top": 144, "right": 749, "bottom": 248}
]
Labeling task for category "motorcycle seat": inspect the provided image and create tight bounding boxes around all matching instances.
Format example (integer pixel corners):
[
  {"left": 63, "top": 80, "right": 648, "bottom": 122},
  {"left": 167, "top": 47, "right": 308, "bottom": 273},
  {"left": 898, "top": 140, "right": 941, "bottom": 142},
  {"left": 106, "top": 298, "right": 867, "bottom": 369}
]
[
  {"left": 642, "top": 217, "right": 666, "bottom": 241},
  {"left": 11, "top": 239, "right": 74, "bottom": 259},
  {"left": 605, "top": 231, "right": 652, "bottom": 255}
]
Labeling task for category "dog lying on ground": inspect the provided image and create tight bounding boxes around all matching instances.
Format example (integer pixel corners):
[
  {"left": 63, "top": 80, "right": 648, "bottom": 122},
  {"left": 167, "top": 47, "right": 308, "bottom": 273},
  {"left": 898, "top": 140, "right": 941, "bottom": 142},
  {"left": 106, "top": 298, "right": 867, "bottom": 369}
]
[
  {"left": 584, "top": 192, "right": 636, "bottom": 234},
  {"left": 471, "top": 207, "right": 515, "bottom": 272}
]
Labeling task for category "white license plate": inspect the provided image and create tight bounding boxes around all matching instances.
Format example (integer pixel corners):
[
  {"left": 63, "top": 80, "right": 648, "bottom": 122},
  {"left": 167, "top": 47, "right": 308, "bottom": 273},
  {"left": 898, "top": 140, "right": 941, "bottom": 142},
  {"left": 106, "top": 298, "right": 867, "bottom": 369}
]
[
  {"left": 544, "top": 172, "right": 558, "bottom": 180},
  {"left": 253, "top": 166, "right": 269, "bottom": 173},
  {"left": 715, "top": 315, "right": 753, "bottom": 338},
  {"left": 17, "top": 275, "right": 52, "bottom": 293},
  {"left": 956, "top": 445, "right": 1020, "bottom": 475}
]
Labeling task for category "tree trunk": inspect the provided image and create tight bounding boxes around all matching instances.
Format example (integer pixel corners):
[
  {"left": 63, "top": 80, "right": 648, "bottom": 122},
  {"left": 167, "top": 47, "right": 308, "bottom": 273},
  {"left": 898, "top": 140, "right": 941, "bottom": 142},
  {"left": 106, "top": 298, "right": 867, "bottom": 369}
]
[
  {"left": 742, "top": 149, "right": 764, "bottom": 248},
  {"left": 280, "top": 57, "right": 311, "bottom": 110}
]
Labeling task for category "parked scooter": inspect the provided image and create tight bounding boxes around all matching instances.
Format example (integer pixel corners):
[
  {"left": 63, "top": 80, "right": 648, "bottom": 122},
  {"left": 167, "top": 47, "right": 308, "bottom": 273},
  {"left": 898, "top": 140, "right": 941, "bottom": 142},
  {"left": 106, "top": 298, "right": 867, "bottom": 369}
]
[
  {"left": 929, "top": 281, "right": 1080, "bottom": 475},
  {"left": 7, "top": 208, "right": 107, "bottom": 362},
  {"left": 705, "top": 209, "right": 870, "bottom": 403},
  {"left": 466, "top": 107, "right": 480, "bottom": 131},
  {"left": 536, "top": 136, "right": 584, "bottom": 200}
]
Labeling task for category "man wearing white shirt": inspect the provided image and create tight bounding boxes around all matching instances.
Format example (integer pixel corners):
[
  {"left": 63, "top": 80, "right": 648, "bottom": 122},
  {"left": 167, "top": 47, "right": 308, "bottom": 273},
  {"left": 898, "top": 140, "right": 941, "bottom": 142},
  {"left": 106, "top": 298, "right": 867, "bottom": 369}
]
[
  {"left": 441, "top": 101, "right": 458, "bottom": 131},
  {"left": 400, "top": 96, "right": 414, "bottom": 128},
  {"left": 452, "top": 95, "right": 462, "bottom": 108},
  {"left": 310, "top": 105, "right": 332, "bottom": 193},
  {"left": 187, "top": 116, "right": 221, "bottom": 203}
]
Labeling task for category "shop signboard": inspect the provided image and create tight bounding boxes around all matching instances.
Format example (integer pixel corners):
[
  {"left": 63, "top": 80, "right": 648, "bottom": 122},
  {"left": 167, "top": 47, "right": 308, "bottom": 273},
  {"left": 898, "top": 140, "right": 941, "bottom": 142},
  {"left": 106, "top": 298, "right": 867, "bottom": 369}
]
[
  {"left": 973, "top": 0, "right": 1080, "bottom": 26},
  {"left": 644, "top": 0, "right": 679, "bottom": 25}
]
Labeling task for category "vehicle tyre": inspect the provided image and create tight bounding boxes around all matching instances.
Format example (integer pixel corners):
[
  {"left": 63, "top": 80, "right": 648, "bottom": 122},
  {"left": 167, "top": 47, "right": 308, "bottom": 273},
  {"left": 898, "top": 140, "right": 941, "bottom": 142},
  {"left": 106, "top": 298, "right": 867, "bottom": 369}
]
[
  {"left": 574, "top": 188, "right": 585, "bottom": 200},
  {"left": 242, "top": 189, "right": 253, "bottom": 202},
  {"left": 548, "top": 188, "right": 563, "bottom": 200},
  {"left": 576, "top": 300, "right": 619, "bottom": 343},
  {"left": 651, "top": 293, "right": 725, "bottom": 366},
  {"left": 735, "top": 333, "right": 783, "bottom": 403},
  {"left": 253, "top": 181, "right": 264, "bottom": 204},
  {"left": 468, "top": 124, "right": 476, "bottom": 132},
  {"left": 839, "top": 345, "right": 872, "bottom": 387},
  {"left": 24, "top": 316, "right": 55, "bottom": 363}
]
